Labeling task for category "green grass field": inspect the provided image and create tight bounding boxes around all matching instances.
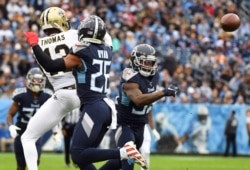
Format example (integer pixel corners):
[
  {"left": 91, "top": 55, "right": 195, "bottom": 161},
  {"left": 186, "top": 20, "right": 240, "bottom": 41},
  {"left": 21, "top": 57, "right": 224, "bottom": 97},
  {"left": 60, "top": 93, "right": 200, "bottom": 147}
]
[{"left": 1, "top": 152, "right": 250, "bottom": 170}]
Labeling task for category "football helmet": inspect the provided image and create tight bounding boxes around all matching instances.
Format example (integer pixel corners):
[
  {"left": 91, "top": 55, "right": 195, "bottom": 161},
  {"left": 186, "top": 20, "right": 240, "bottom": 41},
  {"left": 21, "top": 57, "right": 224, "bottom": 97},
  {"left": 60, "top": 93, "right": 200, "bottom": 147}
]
[
  {"left": 130, "top": 44, "right": 157, "bottom": 77},
  {"left": 197, "top": 105, "right": 209, "bottom": 124},
  {"left": 78, "top": 15, "right": 106, "bottom": 44},
  {"left": 26, "top": 67, "right": 46, "bottom": 92},
  {"left": 40, "top": 7, "right": 70, "bottom": 32}
]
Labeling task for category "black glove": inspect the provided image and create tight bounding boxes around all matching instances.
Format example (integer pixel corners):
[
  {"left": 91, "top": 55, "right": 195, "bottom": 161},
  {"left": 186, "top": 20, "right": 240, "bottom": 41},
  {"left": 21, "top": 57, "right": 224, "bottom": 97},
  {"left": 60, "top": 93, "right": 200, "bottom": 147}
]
[
  {"left": 248, "top": 137, "right": 250, "bottom": 146},
  {"left": 163, "top": 84, "right": 179, "bottom": 97}
]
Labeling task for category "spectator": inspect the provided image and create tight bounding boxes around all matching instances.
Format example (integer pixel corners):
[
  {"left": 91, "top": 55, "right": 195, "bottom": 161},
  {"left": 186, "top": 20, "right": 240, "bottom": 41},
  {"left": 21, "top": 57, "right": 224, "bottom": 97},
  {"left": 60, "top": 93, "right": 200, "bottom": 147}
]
[
  {"left": 228, "top": 70, "right": 243, "bottom": 95},
  {"left": 237, "top": 70, "right": 250, "bottom": 104},
  {"left": 224, "top": 110, "right": 238, "bottom": 157},
  {"left": 200, "top": 80, "right": 213, "bottom": 103},
  {"left": 162, "top": 49, "right": 177, "bottom": 77}
]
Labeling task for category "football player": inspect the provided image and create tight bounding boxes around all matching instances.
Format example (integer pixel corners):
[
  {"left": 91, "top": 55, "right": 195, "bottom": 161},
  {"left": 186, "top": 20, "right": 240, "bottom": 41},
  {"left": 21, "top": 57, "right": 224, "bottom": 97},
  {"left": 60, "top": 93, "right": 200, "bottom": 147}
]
[
  {"left": 21, "top": 7, "right": 81, "bottom": 170},
  {"left": 6, "top": 67, "right": 52, "bottom": 170},
  {"left": 99, "top": 44, "right": 178, "bottom": 170},
  {"left": 24, "top": 15, "right": 148, "bottom": 170}
]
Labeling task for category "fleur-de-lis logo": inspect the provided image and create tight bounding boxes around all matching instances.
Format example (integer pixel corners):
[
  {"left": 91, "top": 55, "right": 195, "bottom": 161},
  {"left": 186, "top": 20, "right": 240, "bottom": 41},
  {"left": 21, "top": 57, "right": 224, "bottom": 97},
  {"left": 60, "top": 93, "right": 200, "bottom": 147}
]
[{"left": 58, "top": 11, "right": 65, "bottom": 18}]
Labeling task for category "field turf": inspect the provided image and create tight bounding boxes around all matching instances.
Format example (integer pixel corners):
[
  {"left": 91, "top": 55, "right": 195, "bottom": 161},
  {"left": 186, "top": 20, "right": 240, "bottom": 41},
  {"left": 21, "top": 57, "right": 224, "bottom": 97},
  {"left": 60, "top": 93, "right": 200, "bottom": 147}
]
[{"left": 1, "top": 152, "right": 250, "bottom": 170}]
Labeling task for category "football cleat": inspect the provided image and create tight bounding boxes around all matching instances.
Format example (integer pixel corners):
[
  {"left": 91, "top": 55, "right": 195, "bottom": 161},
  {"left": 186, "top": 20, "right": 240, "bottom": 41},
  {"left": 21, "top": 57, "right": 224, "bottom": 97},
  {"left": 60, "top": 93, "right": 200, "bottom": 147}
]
[{"left": 120, "top": 141, "right": 148, "bottom": 170}]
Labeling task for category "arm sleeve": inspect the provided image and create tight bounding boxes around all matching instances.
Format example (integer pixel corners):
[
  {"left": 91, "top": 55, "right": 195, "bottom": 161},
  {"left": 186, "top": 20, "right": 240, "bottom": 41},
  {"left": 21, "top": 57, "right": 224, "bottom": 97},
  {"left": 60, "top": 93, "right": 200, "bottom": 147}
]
[{"left": 32, "top": 45, "right": 66, "bottom": 72}]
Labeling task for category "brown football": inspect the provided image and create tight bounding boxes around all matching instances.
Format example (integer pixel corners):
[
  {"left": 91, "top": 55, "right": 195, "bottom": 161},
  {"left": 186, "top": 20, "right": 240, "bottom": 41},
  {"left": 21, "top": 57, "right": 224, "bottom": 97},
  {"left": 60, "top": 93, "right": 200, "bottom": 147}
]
[{"left": 220, "top": 13, "right": 241, "bottom": 32}]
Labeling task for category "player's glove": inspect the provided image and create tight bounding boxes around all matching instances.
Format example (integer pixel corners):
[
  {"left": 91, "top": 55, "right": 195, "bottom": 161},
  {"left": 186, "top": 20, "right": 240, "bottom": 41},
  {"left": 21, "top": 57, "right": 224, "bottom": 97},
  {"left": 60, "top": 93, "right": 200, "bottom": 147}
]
[
  {"left": 152, "top": 129, "right": 160, "bottom": 141},
  {"left": 9, "top": 125, "right": 21, "bottom": 139},
  {"left": 163, "top": 84, "right": 179, "bottom": 97},
  {"left": 175, "top": 142, "right": 183, "bottom": 153},
  {"left": 52, "top": 132, "right": 62, "bottom": 147},
  {"left": 24, "top": 32, "right": 39, "bottom": 47}
]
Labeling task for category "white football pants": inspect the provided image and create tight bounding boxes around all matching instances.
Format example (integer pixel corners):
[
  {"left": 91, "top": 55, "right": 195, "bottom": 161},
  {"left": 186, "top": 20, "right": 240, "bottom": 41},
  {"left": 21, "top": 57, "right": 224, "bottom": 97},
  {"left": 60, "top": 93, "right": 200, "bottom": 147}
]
[{"left": 21, "top": 89, "right": 80, "bottom": 170}]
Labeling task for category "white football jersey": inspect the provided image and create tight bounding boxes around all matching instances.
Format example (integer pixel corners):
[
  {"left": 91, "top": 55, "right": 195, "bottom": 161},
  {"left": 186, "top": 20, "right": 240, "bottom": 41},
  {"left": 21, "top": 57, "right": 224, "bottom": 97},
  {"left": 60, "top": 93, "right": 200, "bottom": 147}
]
[{"left": 37, "top": 29, "right": 78, "bottom": 91}]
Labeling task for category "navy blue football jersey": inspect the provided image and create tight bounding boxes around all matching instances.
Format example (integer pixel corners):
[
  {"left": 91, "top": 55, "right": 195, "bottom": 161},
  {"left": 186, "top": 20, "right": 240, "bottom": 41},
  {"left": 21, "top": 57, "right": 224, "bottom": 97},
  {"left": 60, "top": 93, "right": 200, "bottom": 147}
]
[
  {"left": 71, "top": 42, "right": 112, "bottom": 105},
  {"left": 13, "top": 88, "right": 52, "bottom": 130},
  {"left": 116, "top": 68, "right": 159, "bottom": 125}
]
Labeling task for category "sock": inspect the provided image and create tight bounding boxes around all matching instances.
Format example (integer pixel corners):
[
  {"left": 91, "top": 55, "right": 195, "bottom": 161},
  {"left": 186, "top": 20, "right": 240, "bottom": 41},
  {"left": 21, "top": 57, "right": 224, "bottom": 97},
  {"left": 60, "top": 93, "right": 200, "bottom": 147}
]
[{"left": 141, "top": 152, "right": 150, "bottom": 170}]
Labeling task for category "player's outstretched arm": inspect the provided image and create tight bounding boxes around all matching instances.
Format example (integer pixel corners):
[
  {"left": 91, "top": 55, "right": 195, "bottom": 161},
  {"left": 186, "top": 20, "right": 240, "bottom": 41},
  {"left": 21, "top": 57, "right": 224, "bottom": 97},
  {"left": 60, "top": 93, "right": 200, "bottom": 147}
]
[
  {"left": 32, "top": 45, "right": 66, "bottom": 72},
  {"left": 25, "top": 32, "right": 82, "bottom": 72},
  {"left": 24, "top": 32, "right": 66, "bottom": 72},
  {"left": 124, "top": 83, "right": 179, "bottom": 107}
]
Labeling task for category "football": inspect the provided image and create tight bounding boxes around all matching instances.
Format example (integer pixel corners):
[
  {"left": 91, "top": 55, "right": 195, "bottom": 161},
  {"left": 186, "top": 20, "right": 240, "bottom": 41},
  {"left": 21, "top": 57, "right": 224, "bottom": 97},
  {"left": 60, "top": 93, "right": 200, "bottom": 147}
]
[{"left": 220, "top": 13, "right": 241, "bottom": 32}]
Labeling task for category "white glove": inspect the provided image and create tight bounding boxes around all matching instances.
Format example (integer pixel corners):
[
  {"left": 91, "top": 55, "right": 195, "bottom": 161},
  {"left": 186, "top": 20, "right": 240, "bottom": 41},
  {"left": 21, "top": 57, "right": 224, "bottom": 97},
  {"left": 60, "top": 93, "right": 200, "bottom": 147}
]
[
  {"left": 152, "top": 129, "right": 160, "bottom": 141},
  {"left": 52, "top": 133, "right": 62, "bottom": 147},
  {"left": 9, "top": 125, "right": 21, "bottom": 139},
  {"left": 175, "top": 142, "right": 183, "bottom": 153}
]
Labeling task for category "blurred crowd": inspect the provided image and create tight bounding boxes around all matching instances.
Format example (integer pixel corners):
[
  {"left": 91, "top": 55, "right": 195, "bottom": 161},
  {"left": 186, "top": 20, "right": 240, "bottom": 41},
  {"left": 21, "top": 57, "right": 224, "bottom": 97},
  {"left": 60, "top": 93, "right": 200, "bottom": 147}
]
[{"left": 0, "top": 0, "right": 250, "bottom": 105}]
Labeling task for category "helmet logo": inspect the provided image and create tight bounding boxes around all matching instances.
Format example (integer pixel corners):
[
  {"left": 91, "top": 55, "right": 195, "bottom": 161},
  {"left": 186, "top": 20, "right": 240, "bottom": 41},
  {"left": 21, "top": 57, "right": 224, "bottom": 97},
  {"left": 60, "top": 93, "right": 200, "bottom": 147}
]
[
  {"left": 87, "top": 31, "right": 93, "bottom": 35},
  {"left": 58, "top": 10, "right": 65, "bottom": 18}
]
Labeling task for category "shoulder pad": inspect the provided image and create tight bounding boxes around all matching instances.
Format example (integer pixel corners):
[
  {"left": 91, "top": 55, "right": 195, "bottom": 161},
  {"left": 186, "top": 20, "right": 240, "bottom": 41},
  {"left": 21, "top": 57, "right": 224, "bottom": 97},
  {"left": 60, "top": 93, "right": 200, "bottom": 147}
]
[
  {"left": 12, "top": 88, "right": 27, "bottom": 97},
  {"left": 67, "top": 29, "right": 78, "bottom": 39},
  {"left": 122, "top": 68, "right": 138, "bottom": 81},
  {"left": 68, "top": 29, "right": 78, "bottom": 34},
  {"left": 42, "top": 88, "right": 53, "bottom": 95},
  {"left": 72, "top": 42, "right": 90, "bottom": 53}
]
